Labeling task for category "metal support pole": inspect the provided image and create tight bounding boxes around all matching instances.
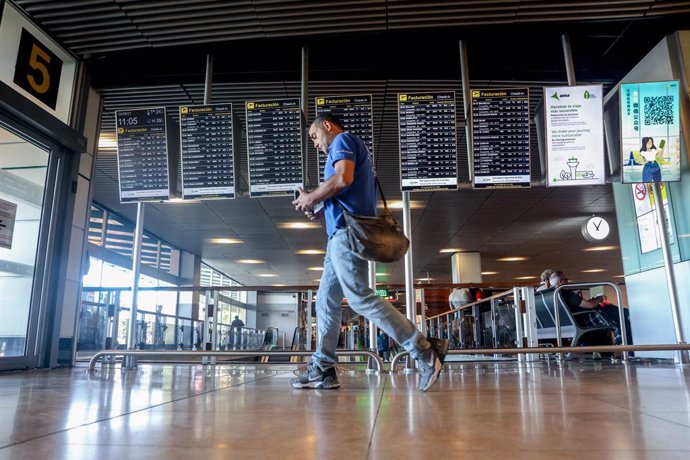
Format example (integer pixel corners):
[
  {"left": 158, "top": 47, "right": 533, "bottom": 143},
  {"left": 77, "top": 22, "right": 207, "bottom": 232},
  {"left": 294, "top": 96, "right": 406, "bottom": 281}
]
[
  {"left": 204, "top": 54, "right": 214, "bottom": 105},
  {"left": 513, "top": 287, "right": 525, "bottom": 363},
  {"left": 402, "top": 192, "right": 415, "bottom": 372},
  {"left": 301, "top": 47, "right": 309, "bottom": 187},
  {"left": 202, "top": 290, "right": 211, "bottom": 364},
  {"left": 419, "top": 288, "right": 426, "bottom": 335},
  {"left": 367, "top": 261, "right": 377, "bottom": 373},
  {"left": 458, "top": 40, "right": 474, "bottom": 181},
  {"left": 561, "top": 33, "right": 577, "bottom": 85},
  {"left": 211, "top": 291, "right": 219, "bottom": 364},
  {"left": 306, "top": 289, "right": 313, "bottom": 351},
  {"left": 446, "top": 314, "right": 453, "bottom": 347},
  {"left": 124, "top": 202, "right": 145, "bottom": 369},
  {"left": 521, "top": 287, "right": 539, "bottom": 362},
  {"left": 652, "top": 182, "right": 689, "bottom": 364}
]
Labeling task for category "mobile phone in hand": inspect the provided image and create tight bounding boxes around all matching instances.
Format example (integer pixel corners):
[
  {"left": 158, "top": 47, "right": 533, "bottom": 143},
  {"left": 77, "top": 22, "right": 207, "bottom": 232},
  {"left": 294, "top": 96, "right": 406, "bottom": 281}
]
[
  {"left": 312, "top": 201, "right": 324, "bottom": 214},
  {"left": 659, "top": 139, "right": 666, "bottom": 149}
]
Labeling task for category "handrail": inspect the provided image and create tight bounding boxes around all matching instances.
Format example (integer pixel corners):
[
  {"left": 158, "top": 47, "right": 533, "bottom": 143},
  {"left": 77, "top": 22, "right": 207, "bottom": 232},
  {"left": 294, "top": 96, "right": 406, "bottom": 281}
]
[
  {"left": 389, "top": 343, "right": 690, "bottom": 371},
  {"left": 88, "top": 350, "right": 384, "bottom": 373},
  {"left": 427, "top": 289, "right": 513, "bottom": 321},
  {"left": 552, "top": 282, "right": 626, "bottom": 358}
]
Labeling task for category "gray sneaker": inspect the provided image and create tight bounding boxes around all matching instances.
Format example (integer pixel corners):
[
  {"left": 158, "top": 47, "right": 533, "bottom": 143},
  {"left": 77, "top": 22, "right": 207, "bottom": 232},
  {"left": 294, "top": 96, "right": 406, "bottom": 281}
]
[
  {"left": 290, "top": 364, "right": 340, "bottom": 389},
  {"left": 416, "top": 338, "right": 449, "bottom": 392}
]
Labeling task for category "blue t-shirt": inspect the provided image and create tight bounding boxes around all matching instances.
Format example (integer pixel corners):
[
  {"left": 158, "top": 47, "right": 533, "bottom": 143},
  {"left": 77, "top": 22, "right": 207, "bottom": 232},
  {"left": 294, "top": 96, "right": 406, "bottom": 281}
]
[{"left": 323, "top": 132, "right": 376, "bottom": 237}]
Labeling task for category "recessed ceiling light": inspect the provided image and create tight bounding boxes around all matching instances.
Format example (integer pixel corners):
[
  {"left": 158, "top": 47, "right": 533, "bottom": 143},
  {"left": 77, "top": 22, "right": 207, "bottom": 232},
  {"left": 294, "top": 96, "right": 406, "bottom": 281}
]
[
  {"left": 279, "top": 222, "right": 321, "bottom": 229},
  {"left": 497, "top": 257, "right": 528, "bottom": 262},
  {"left": 308, "top": 267, "right": 324, "bottom": 271},
  {"left": 613, "top": 275, "right": 625, "bottom": 278},
  {"left": 582, "top": 269, "right": 606, "bottom": 273},
  {"left": 380, "top": 200, "right": 426, "bottom": 209},
  {"left": 209, "top": 238, "right": 243, "bottom": 244},
  {"left": 237, "top": 259, "right": 264, "bottom": 264},
  {"left": 583, "top": 246, "right": 618, "bottom": 252},
  {"left": 314, "top": 279, "right": 321, "bottom": 283},
  {"left": 272, "top": 283, "right": 287, "bottom": 286},
  {"left": 440, "top": 248, "right": 463, "bottom": 253},
  {"left": 258, "top": 274, "right": 278, "bottom": 277},
  {"left": 97, "top": 133, "right": 117, "bottom": 150},
  {"left": 376, "top": 272, "right": 388, "bottom": 276},
  {"left": 481, "top": 271, "right": 499, "bottom": 275},
  {"left": 295, "top": 249, "right": 325, "bottom": 255},
  {"left": 417, "top": 277, "right": 434, "bottom": 281},
  {"left": 515, "top": 275, "right": 537, "bottom": 280}
]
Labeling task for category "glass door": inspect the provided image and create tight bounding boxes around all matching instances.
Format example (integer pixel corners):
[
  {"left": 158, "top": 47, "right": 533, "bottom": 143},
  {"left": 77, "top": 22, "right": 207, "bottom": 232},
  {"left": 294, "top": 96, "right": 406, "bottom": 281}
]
[{"left": 0, "top": 120, "right": 55, "bottom": 368}]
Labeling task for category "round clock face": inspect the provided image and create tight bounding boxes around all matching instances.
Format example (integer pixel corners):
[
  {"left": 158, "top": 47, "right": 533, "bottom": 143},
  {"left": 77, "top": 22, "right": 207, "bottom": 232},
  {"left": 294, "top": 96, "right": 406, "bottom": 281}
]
[{"left": 582, "top": 216, "right": 610, "bottom": 242}]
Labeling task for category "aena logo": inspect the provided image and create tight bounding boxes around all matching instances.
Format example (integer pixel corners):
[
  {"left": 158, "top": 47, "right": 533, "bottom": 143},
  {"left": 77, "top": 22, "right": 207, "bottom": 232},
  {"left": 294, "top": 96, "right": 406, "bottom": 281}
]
[{"left": 551, "top": 91, "right": 570, "bottom": 101}]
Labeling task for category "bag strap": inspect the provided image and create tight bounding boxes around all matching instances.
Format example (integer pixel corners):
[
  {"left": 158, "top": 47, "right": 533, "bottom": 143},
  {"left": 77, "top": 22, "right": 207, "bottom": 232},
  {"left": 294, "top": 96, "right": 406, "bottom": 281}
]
[{"left": 333, "top": 175, "right": 388, "bottom": 212}]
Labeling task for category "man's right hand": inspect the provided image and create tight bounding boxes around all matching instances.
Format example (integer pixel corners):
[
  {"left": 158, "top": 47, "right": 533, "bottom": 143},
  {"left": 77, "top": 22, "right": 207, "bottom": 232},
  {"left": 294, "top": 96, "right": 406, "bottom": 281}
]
[{"left": 304, "top": 209, "right": 321, "bottom": 221}]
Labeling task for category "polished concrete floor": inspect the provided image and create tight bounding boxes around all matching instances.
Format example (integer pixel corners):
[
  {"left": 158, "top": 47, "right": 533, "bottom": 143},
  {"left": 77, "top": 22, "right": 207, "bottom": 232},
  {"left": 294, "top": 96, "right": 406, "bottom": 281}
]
[{"left": 1, "top": 359, "right": 689, "bottom": 459}]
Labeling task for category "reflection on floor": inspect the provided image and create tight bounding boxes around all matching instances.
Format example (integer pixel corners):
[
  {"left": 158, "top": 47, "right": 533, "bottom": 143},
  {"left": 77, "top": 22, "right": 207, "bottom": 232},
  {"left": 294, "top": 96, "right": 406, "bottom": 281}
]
[{"left": 1, "top": 360, "right": 689, "bottom": 459}]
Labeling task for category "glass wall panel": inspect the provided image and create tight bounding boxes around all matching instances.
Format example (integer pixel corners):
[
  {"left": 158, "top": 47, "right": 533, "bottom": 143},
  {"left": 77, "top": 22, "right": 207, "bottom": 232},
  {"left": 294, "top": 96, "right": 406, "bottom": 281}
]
[{"left": 0, "top": 124, "right": 50, "bottom": 358}]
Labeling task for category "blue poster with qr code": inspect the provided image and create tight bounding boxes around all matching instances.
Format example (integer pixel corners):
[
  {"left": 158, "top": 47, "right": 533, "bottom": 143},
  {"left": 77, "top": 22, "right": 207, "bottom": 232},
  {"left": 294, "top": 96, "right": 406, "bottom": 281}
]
[{"left": 620, "top": 80, "right": 680, "bottom": 183}]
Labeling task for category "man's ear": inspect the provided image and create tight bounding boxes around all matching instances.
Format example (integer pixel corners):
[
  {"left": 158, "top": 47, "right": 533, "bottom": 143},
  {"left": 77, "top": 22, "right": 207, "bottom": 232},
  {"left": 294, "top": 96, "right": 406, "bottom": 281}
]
[{"left": 322, "top": 120, "right": 332, "bottom": 131}]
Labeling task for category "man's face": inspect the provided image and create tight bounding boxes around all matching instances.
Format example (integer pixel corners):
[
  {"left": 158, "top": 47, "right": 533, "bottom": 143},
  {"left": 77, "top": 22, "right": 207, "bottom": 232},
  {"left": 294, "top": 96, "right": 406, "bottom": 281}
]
[{"left": 309, "top": 121, "right": 331, "bottom": 153}]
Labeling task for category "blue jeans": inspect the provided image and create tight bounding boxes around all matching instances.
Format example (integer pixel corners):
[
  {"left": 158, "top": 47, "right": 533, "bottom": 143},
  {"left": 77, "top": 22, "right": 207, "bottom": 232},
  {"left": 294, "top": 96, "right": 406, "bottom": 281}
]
[
  {"left": 312, "top": 228, "right": 429, "bottom": 368},
  {"left": 642, "top": 161, "right": 661, "bottom": 182}
]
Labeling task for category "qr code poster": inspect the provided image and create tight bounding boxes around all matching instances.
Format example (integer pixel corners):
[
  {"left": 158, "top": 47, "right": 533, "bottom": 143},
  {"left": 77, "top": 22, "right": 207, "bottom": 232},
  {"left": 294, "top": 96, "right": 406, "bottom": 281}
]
[{"left": 620, "top": 81, "right": 681, "bottom": 183}]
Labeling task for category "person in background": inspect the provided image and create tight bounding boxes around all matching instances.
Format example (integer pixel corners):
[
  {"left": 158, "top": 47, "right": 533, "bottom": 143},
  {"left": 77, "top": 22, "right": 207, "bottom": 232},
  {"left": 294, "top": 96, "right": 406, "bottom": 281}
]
[
  {"left": 549, "top": 271, "right": 632, "bottom": 345},
  {"left": 377, "top": 330, "right": 391, "bottom": 361},
  {"left": 536, "top": 269, "right": 554, "bottom": 292},
  {"left": 231, "top": 315, "right": 244, "bottom": 349}
]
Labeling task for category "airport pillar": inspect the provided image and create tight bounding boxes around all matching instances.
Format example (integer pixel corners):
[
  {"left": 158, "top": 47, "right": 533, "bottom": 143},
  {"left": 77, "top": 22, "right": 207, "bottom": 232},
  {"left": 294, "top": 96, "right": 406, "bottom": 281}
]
[{"left": 451, "top": 252, "right": 482, "bottom": 284}]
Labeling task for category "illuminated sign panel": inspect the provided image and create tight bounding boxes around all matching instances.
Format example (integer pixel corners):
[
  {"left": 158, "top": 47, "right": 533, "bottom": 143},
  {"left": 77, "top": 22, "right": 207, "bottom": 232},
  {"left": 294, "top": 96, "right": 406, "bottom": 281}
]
[
  {"left": 398, "top": 92, "right": 457, "bottom": 192},
  {"left": 179, "top": 104, "right": 235, "bottom": 199},
  {"left": 620, "top": 81, "right": 681, "bottom": 183},
  {"left": 544, "top": 85, "right": 605, "bottom": 187}
]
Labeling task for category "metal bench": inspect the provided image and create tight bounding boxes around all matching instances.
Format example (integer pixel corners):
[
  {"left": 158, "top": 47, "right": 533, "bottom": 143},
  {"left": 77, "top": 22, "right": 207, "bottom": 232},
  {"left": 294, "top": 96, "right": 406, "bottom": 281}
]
[{"left": 535, "top": 288, "right": 614, "bottom": 347}]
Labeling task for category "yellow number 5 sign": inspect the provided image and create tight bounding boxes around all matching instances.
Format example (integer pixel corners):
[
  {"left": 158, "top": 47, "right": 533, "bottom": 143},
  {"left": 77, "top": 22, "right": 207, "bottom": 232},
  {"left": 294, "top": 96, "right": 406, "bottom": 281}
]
[{"left": 12, "top": 28, "right": 63, "bottom": 109}]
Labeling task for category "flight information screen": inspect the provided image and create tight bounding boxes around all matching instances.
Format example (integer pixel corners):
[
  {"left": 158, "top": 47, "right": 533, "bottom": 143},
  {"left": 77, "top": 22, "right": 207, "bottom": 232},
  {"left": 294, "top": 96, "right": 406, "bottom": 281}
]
[
  {"left": 315, "top": 95, "right": 374, "bottom": 182},
  {"left": 472, "top": 88, "right": 530, "bottom": 188},
  {"left": 245, "top": 99, "right": 303, "bottom": 197},
  {"left": 179, "top": 104, "right": 235, "bottom": 199},
  {"left": 115, "top": 107, "right": 170, "bottom": 203},
  {"left": 398, "top": 92, "right": 457, "bottom": 191}
]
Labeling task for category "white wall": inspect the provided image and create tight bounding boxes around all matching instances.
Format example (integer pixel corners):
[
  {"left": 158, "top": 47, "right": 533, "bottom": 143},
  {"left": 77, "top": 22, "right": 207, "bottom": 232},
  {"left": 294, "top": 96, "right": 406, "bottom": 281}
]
[{"left": 255, "top": 292, "right": 298, "bottom": 347}]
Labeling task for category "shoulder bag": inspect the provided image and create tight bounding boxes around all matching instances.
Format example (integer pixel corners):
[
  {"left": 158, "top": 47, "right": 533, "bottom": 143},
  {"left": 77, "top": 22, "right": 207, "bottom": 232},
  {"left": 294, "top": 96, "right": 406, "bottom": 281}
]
[{"left": 334, "top": 178, "right": 409, "bottom": 263}]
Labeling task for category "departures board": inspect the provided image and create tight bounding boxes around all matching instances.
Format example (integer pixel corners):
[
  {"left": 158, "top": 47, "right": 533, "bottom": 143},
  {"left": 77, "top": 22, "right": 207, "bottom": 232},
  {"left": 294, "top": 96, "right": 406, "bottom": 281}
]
[
  {"left": 315, "top": 95, "right": 374, "bottom": 182},
  {"left": 115, "top": 107, "right": 170, "bottom": 203},
  {"left": 245, "top": 99, "right": 303, "bottom": 197},
  {"left": 398, "top": 92, "right": 458, "bottom": 191},
  {"left": 179, "top": 104, "right": 235, "bottom": 199},
  {"left": 471, "top": 88, "right": 530, "bottom": 188}
]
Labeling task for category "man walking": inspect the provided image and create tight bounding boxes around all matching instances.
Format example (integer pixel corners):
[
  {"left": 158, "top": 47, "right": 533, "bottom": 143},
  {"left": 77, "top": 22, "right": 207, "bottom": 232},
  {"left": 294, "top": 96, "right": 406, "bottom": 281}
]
[{"left": 291, "top": 114, "right": 447, "bottom": 391}]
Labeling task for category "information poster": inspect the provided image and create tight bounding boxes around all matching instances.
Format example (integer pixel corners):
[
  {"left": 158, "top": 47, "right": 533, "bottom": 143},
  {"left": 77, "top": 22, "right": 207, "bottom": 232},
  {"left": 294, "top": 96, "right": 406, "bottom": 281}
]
[
  {"left": 398, "top": 92, "right": 457, "bottom": 191},
  {"left": 621, "top": 81, "right": 681, "bottom": 183},
  {"left": 315, "top": 95, "right": 374, "bottom": 183},
  {"left": 179, "top": 104, "right": 235, "bottom": 199},
  {"left": 631, "top": 183, "right": 673, "bottom": 253},
  {"left": 245, "top": 99, "right": 303, "bottom": 197},
  {"left": 544, "top": 85, "right": 605, "bottom": 186},
  {"left": 115, "top": 107, "right": 170, "bottom": 203},
  {"left": 472, "top": 88, "right": 530, "bottom": 188},
  {"left": 0, "top": 198, "right": 17, "bottom": 250}
]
